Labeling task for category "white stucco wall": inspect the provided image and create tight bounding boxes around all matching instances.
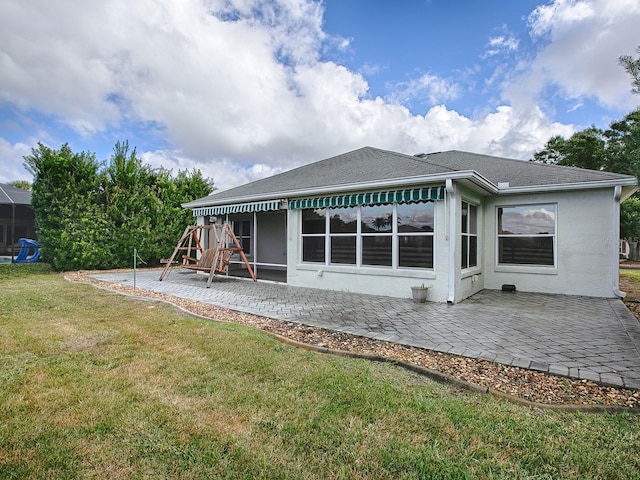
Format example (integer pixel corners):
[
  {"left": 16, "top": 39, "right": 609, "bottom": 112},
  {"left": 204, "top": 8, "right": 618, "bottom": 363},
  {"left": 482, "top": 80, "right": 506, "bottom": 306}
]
[
  {"left": 194, "top": 184, "right": 620, "bottom": 302},
  {"left": 482, "top": 187, "right": 619, "bottom": 298},
  {"left": 286, "top": 200, "right": 451, "bottom": 302}
]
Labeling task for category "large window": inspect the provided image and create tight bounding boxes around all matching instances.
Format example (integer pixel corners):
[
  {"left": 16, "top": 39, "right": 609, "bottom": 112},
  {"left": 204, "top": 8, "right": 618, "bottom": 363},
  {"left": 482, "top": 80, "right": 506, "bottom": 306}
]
[
  {"left": 461, "top": 201, "right": 477, "bottom": 269},
  {"left": 497, "top": 204, "right": 556, "bottom": 266},
  {"left": 301, "top": 208, "right": 326, "bottom": 263},
  {"left": 397, "top": 202, "right": 434, "bottom": 268},
  {"left": 361, "top": 204, "right": 393, "bottom": 266},
  {"left": 301, "top": 202, "right": 435, "bottom": 269},
  {"left": 330, "top": 207, "right": 357, "bottom": 264}
]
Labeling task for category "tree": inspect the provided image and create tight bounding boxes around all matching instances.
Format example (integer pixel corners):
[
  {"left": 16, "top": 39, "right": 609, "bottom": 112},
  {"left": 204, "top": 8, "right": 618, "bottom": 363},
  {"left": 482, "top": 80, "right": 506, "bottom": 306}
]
[
  {"left": 619, "top": 46, "right": 640, "bottom": 95},
  {"left": 7, "top": 180, "right": 31, "bottom": 190},
  {"left": 24, "top": 143, "right": 111, "bottom": 270},
  {"left": 24, "top": 141, "right": 214, "bottom": 270},
  {"left": 532, "top": 126, "right": 607, "bottom": 170},
  {"left": 531, "top": 108, "right": 640, "bottom": 244},
  {"left": 621, "top": 197, "right": 640, "bottom": 241}
]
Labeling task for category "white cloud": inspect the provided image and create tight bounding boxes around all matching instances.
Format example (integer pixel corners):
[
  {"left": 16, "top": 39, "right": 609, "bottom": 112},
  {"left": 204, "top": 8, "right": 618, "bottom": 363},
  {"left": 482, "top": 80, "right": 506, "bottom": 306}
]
[
  {"left": 0, "top": 0, "right": 600, "bottom": 191},
  {"left": 0, "top": 138, "right": 33, "bottom": 183},
  {"left": 386, "top": 74, "right": 461, "bottom": 109},
  {"left": 485, "top": 35, "right": 520, "bottom": 57},
  {"left": 516, "top": 0, "right": 640, "bottom": 110},
  {"left": 140, "top": 148, "right": 282, "bottom": 191}
]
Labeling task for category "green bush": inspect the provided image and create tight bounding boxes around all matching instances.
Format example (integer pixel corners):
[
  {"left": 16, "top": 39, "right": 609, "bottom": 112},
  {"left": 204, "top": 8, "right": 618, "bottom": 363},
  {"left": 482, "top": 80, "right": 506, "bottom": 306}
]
[{"left": 23, "top": 141, "right": 213, "bottom": 271}]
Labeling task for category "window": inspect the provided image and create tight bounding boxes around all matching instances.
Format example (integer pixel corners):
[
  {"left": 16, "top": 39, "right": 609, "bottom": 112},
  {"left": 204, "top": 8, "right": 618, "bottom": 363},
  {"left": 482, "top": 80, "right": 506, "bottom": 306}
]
[
  {"left": 329, "top": 207, "right": 357, "bottom": 264},
  {"left": 397, "top": 202, "right": 434, "bottom": 268},
  {"left": 497, "top": 204, "right": 556, "bottom": 266},
  {"left": 361, "top": 205, "right": 392, "bottom": 266},
  {"left": 301, "top": 208, "right": 326, "bottom": 263},
  {"left": 461, "top": 201, "right": 477, "bottom": 269},
  {"left": 301, "top": 201, "right": 435, "bottom": 269}
]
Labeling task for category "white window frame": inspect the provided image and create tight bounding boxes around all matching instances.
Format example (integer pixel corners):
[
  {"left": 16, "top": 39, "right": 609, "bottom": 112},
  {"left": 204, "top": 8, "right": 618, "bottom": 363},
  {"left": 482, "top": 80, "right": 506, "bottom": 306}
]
[
  {"left": 496, "top": 203, "right": 557, "bottom": 268},
  {"left": 461, "top": 201, "right": 478, "bottom": 270},
  {"left": 300, "top": 202, "right": 435, "bottom": 270}
]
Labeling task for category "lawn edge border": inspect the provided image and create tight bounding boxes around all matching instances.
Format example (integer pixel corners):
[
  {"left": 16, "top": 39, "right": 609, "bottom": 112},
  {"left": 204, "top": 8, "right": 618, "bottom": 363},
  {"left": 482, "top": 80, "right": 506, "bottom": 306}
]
[{"left": 69, "top": 274, "right": 640, "bottom": 415}]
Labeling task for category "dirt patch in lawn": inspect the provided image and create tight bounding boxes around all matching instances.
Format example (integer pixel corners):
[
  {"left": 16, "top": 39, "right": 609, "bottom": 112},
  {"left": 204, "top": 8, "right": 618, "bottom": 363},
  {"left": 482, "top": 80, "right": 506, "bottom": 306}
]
[{"left": 66, "top": 271, "right": 640, "bottom": 410}]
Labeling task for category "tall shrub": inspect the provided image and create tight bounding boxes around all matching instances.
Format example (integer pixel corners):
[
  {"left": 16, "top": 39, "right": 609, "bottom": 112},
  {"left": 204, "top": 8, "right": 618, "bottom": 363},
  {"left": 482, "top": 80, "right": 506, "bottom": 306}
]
[
  {"left": 24, "top": 141, "right": 214, "bottom": 270},
  {"left": 24, "top": 143, "right": 111, "bottom": 270}
]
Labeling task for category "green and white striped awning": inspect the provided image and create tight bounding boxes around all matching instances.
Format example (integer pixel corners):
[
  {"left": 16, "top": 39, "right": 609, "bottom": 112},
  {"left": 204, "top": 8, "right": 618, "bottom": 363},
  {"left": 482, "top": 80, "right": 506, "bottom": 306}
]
[
  {"left": 192, "top": 199, "right": 282, "bottom": 217},
  {"left": 288, "top": 186, "right": 445, "bottom": 210}
]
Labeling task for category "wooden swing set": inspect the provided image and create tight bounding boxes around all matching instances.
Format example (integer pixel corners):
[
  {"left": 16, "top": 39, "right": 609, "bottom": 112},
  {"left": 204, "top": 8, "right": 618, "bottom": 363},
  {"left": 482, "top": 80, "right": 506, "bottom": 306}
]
[{"left": 159, "top": 224, "right": 256, "bottom": 287}]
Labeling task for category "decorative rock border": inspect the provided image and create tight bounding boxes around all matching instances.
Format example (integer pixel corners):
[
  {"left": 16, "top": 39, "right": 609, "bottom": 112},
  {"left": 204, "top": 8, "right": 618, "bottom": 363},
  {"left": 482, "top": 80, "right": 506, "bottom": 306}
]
[{"left": 65, "top": 271, "right": 640, "bottom": 413}]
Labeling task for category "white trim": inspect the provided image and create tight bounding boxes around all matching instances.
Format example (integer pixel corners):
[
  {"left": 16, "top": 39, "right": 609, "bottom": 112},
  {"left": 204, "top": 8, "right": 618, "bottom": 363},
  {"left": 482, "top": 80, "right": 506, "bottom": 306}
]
[
  {"left": 446, "top": 179, "right": 456, "bottom": 303},
  {"left": 497, "top": 179, "right": 637, "bottom": 195},
  {"left": 495, "top": 202, "right": 558, "bottom": 269},
  {"left": 613, "top": 186, "right": 625, "bottom": 298}
]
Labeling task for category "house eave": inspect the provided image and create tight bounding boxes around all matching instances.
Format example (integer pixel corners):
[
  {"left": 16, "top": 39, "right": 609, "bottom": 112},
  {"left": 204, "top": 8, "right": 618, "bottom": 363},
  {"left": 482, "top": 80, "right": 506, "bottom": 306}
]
[
  {"left": 183, "top": 171, "right": 497, "bottom": 209},
  {"left": 183, "top": 172, "right": 638, "bottom": 210},
  {"left": 496, "top": 178, "right": 638, "bottom": 197}
]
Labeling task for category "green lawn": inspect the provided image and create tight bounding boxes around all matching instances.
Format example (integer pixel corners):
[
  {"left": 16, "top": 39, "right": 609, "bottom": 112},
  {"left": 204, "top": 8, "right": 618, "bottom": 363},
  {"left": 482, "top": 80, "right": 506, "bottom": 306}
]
[
  {"left": 1, "top": 268, "right": 639, "bottom": 479},
  {"left": 621, "top": 269, "right": 640, "bottom": 283}
]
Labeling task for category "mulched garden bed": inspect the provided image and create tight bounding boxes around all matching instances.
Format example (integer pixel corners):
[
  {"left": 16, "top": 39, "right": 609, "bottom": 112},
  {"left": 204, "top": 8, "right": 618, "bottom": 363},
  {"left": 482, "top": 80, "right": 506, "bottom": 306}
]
[{"left": 66, "top": 271, "right": 640, "bottom": 410}]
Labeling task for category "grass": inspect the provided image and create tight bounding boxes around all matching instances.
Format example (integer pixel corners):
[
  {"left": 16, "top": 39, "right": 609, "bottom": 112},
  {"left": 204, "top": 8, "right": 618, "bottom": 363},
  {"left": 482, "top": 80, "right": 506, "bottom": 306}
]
[
  {"left": 1, "top": 268, "right": 639, "bottom": 479},
  {"left": 621, "top": 269, "right": 640, "bottom": 282}
]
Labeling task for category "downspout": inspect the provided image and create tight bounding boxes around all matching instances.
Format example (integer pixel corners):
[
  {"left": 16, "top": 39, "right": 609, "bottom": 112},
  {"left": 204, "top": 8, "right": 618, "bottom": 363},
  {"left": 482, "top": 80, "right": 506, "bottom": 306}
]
[
  {"left": 446, "top": 179, "right": 456, "bottom": 303},
  {"left": 613, "top": 186, "right": 626, "bottom": 298}
]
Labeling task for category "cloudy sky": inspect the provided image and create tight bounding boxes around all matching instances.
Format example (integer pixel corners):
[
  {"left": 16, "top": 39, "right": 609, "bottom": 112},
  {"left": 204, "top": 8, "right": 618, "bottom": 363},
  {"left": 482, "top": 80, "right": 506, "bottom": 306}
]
[{"left": 1, "top": 0, "right": 639, "bottom": 191}]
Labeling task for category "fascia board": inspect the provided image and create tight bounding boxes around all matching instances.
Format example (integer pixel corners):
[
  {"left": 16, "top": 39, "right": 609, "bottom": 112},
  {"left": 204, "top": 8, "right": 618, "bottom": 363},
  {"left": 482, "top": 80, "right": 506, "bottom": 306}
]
[{"left": 496, "top": 178, "right": 638, "bottom": 195}]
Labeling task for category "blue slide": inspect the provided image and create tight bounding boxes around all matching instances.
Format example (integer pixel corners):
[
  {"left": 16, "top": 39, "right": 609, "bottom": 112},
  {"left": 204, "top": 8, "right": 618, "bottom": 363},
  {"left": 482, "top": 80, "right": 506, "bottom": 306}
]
[{"left": 14, "top": 238, "right": 40, "bottom": 263}]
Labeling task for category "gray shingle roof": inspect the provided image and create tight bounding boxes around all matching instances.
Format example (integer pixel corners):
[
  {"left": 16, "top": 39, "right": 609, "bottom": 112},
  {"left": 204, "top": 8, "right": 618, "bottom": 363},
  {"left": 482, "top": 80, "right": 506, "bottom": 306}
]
[
  {"left": 0, "top": 183, "right": 32, "bottom": 206},
  {"left": 417, "top": 150, "right": 633, "bottom": 187},
  {"left": 185, "top": 147, "right": 636, "bottom": 207}
]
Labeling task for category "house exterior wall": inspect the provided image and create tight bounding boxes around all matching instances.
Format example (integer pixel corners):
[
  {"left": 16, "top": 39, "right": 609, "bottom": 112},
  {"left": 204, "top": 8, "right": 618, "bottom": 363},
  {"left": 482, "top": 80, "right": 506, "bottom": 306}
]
[
  {"left": 482, "top": 187, "right": 618, "bottom": 298},
  {"left": 286, "top": 200, "right": 452, "bottom": 302},
  {"left": 193, "top": 185, "right": 620, "bottom": 301}
]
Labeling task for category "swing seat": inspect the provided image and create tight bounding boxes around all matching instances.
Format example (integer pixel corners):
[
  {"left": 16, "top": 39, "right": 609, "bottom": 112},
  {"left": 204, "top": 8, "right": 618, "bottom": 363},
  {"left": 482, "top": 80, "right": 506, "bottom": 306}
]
[
  {"left": 182, "top": 249, "right": 218, "bottom": 272},
  {"left": 159, "top": 224, "right": 256, "bottom": 283},
  {"left": 182, "top": 248, "right": 234, "bottom": 275}
]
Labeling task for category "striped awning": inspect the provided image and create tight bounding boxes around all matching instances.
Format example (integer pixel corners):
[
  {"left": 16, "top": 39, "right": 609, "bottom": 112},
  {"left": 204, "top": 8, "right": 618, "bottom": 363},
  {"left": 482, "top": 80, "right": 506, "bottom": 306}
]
[
  {"left": 192, "top": 199, "right": 282, "bottom": 217},
  {"left": 288, "top": 186, "right": 445, "bottom": 210}
]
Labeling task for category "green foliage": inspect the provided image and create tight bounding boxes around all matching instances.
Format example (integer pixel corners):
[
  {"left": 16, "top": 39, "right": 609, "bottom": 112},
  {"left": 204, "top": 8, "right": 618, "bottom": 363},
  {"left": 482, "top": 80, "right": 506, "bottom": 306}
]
[
  {"left": 23, "top": 141, "right": 214, "bottom": 271},
  {"left": 6, "top": 180, "right": 31, "bottom": 191},
  {"left": 533, "top": 128, "right": 607, "bottom": 170},
  {"left": 532, "top": 108, "right": 640, "bottom": 240},
  {"left": 24, "top": 143, "right": 111, "bottom": 270},
  {"left": 619, "top": 46, "right": 640, "bottom": 95},
  {"left": 620, "top": 197, "right": 640, "bottom": 240},
  {"left": 531, "top": 119, "right": 639, "bottom": 176}
]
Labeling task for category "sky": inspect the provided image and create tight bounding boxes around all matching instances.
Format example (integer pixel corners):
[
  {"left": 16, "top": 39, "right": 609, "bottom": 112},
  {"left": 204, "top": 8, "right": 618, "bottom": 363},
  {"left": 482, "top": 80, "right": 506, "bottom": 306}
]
[{"left": 1, "top": 0, "right": 639, "bottom": 192}]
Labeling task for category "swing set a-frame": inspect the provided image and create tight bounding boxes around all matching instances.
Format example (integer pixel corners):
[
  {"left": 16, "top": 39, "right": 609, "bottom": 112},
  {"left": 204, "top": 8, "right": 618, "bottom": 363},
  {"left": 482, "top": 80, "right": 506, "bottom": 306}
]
[{"left": 159, "top": 224, "right": 256, "bottom": 287}]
